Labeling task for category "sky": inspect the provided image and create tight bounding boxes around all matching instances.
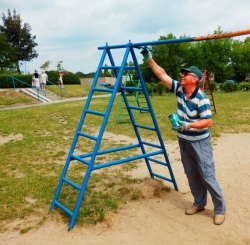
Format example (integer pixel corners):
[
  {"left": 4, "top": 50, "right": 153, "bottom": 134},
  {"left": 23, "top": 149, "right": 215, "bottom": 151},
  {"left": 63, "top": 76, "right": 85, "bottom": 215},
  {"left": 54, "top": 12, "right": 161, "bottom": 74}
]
[{"left": 1, "top": 0, "right": 250, "bottom": 74}]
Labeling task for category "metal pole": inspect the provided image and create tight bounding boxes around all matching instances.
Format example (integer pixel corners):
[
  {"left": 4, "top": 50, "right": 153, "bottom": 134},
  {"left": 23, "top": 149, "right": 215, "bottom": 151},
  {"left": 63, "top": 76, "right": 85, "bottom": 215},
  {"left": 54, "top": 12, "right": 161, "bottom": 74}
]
[{"left": 98, "top": 28, "right": 250, "bottom": 50}]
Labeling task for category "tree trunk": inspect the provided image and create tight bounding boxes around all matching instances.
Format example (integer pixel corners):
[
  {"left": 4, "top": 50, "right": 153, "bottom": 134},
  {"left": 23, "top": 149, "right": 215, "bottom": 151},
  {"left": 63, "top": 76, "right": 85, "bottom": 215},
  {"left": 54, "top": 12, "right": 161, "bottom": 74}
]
[{"left": 16, "top": 61, "right": 21, "bottom": 74}]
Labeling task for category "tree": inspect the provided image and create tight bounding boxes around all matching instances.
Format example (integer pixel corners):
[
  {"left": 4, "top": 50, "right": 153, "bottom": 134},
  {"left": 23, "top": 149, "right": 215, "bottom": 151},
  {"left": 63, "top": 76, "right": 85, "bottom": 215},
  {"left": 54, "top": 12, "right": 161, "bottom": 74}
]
[
  {"left": 56, "top": 60, "right": 64, "bottom": 72},
  {"left": 180, "top": 38, "right": 204, "bottom": 71},
  {"left": 139, "top": 27, "right": 250, "bottom": 84},
  {"left": 0, "top": 9, "right": 38, "bottom": 74},
  {"left": 153, "top": 34, "right": 183, "bottom": 79},
  {"left": 140, "top": 34, "right": 185, "bottom": 83},
  {"left": 194, "top": 27, "right": 234, "bottom": 82},
  {"left": 0, "top": 32, "right": 16, "bottom": 71},
  {"left": 40, "top": 61, "right": 52, "bottom": 70},
  {"left": 231, "top": 38, "right": 250, "bottom": 82}
]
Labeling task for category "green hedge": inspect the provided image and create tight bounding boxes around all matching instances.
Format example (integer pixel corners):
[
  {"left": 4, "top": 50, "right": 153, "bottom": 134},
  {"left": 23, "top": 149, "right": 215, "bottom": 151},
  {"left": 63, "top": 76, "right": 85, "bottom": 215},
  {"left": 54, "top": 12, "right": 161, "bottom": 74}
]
[
  {"left": 154, "top": 82, "right": 165, "bottom": 95},
  {"left": 220, "top": 82, "right": 238, "bottom": 92},
  {"left": 239, "top": 82, "right": 250, "bottom": 91},
  {"left": 0, "top": 71, "right": 80, "bottom": 88},
  {"left": 47, "top": 71, "right": 80, "bottom": 85},
  {"left": 0, "top": 74, "right": 32, "bottom": 88}
]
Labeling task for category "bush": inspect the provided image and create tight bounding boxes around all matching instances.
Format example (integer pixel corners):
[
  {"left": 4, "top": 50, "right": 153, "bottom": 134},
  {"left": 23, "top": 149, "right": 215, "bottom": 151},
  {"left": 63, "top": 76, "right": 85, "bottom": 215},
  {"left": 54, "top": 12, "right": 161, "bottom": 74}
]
[
  {"left": 124, "top": 80, "right": 138, "bottom": 94},
  {"left": 47, "top": 71, "right": 80, "bottom": 85},
  {"left": 239, "top": 82, "right": 250, "bottom": 91},
  {"left": 221, "top": 82, "right": 238, "bottom": 92},
  {"left": 154, "top": 82, "right": 165, "bottom": 95},
  {"left": 146, "top": 83, "right": 153, "bottom": 96},
  {"left": 0, "top": 74, "right": 32, "bottom": 88},
  {"left": 210, "top": 81, "right": 217, "bottom": 92}
]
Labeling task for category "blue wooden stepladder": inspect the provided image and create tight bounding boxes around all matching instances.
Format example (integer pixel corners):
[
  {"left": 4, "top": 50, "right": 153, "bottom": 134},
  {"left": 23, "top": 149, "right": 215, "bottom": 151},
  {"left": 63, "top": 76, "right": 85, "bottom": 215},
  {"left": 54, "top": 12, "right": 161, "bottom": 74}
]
[{"left": 50, "top": 40, "right": 179, "bottom": 230}]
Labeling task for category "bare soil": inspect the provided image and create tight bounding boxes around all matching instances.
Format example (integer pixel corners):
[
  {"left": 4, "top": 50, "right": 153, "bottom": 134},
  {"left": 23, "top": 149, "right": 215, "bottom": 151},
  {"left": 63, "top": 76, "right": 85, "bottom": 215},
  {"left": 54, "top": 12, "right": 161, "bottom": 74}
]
[{"left": 1, "top": 133, "right": 250, "bottom": 245}]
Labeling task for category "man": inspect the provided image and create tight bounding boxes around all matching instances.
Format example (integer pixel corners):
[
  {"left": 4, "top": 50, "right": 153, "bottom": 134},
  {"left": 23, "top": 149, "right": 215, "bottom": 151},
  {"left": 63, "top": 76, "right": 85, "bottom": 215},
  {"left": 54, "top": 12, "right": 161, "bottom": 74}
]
[
  {"left": 40, "top": 70, "right": 48, "bottom": 90},
  {"left": 140, "top": 46, "right": 226, "bottom": 225}
]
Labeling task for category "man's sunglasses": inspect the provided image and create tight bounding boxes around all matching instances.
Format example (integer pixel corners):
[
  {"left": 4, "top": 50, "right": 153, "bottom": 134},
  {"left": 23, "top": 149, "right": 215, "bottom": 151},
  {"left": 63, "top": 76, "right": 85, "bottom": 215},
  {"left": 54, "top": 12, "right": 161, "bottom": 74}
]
[{"left": 180, "top": 72, "right": 197, "bottom": 77}]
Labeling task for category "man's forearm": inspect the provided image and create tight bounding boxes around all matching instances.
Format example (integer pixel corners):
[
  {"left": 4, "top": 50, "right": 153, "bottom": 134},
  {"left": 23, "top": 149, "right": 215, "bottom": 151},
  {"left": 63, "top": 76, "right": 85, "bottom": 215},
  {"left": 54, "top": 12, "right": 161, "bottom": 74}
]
[
  {"left": 190, "top": 118, "right": 212, "bottom": 129},
  {"left": 147, "top": 59, "right": 172, "bottom": 89}
]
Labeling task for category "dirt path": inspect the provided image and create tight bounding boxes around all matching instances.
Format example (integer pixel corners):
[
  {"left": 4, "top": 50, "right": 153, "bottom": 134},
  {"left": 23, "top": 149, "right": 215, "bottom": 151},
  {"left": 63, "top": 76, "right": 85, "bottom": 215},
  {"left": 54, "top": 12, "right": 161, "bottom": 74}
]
[{"left": 1, "top": 133, "right": 250, "bottom": 245}]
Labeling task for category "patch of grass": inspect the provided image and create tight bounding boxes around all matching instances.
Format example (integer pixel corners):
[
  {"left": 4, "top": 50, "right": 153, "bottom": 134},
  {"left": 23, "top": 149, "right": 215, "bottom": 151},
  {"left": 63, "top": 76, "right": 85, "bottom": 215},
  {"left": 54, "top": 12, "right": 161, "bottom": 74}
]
[
  {"left": 20, "top": 226, "right": 33, "bottom": 234},
  {"left": 130, "top": 188, "right": 142, "bottom": 200},
  {"left": 0, "top": 90, "right": 39, "bottom": 107},
  {"left": 46, "top": 84, "right": 108, "bottom": 99},
  {"left": 0, "top": 89, "right": 249, "bottom": 231},
  {"left": 47, "top": 84, "right": 92, "bottom": 98},
  {"left": 154, "top": 184, "right": 171, "bottom": 197}
]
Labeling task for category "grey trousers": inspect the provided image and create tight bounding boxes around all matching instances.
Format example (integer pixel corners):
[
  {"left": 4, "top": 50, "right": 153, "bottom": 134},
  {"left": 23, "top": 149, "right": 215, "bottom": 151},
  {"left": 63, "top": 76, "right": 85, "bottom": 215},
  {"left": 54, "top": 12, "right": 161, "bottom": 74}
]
[{"left": 178, "top": 138, "right": 226, "bottom": 214}]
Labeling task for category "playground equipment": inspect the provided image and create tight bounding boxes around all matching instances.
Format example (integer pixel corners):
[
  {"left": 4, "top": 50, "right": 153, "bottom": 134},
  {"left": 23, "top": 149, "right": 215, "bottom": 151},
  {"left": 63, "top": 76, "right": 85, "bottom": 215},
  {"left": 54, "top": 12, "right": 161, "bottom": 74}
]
[
  {"left": 116, "top": 73, "right": 148, "bottom": 124},
  {"left": 116, "top": 72, "right": 139, "bottom": 123},
  {"left": 51, "top": 28, "right": 250, "bottom": 230},
  {"left": 201, "top": 70, "right": 216, "bottom": 113}
]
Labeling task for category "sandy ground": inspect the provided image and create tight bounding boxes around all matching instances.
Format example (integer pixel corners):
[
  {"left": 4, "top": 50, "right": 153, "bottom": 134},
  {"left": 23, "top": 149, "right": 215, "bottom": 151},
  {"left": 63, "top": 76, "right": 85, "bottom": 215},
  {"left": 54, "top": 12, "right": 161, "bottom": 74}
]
[{"left": 1, "top": 133, "right": 250, "bottom": 245}]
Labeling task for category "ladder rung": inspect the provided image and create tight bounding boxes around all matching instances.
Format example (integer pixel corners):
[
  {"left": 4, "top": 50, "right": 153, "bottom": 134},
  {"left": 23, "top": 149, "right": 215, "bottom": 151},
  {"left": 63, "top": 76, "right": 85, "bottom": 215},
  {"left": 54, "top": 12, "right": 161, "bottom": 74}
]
[
  {"left": 134, "top": 123, "right": 155, "bottom": 131},
  {"left": 93, "top": 149, "right": 164, "bottom": 170},
  {"left": 63, "top": 177, "right": 81, "bottom": 191},
  {"left": 121, "top": 86, "right": 143, "bottom": 92},
  {"left": 100, "top": 65, "right": 121, "bottom": 69},
  {"left": 141, "top": 141, "right": 161, "bottom": 148},
  {"left": 86, "top": 109, "right": 105, "bottom": 116},
  {"left": 54, "top": 200, "right": 73, "bottom": 217},
  {"left": 152, "top": 173, "right": 174, "bottom": 183},
  {"left": 70, "top": 154, "right": 90, "bottom": 165},
  {"left": 78, "top": 131, "right": 98, "bottom": 141},
  {"left": 99, "top": 66, "right": 136, "bottom": 70},
  {"left": 128, "top": 105, "right": 149, "bottom": 111},
  {"left": 93, "top": 88, "right": 113, "bottom": 92},
  {"left": 147, "top": 157, "right": 169, "bottom": 165}
]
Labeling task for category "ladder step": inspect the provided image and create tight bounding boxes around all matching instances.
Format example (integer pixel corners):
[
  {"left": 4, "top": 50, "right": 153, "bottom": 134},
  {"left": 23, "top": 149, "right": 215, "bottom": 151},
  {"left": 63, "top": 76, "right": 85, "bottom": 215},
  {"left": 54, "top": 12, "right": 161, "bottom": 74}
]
[
  {"left": 152, "top": 172, "right": 174, "bottom": 183},
  {"left": 147, "top": 157, "right": 169, "bottom": 165},
  {"left": 100, "top": 65, "right": 121, "bottom": 69},
  {"left": 128, "top": 105, "right": 149, "bottom": 112},
  {"left": 63, "top": 177, "right": 81, "bottom": 190},
  {"left": 93, "top": 149, "right": 165, "bottom": 170},
  {"left": 141, "top": 141, "right": 162, "bottom": 148},
  {"left": 78, "top": 131, "right": 98, "bottom": 141},
  {"left": 54, "top": 200, "right": 73, "bottom": 217},
  {"left": 86, "top": 109, "right": 105, "bottom": 116},
  {"left": 99, "top": 66, "right": 136, "bottom": 70},
  {"left": 93, "top": 88, "right": 113, "bottom": 92},
  {"left": 134, "top": 124, "right": 155, "bottom": 131},
  {"left": 121, "top": 86, "right": 143, "bottom": 92},
  {"left": 70, "top": 154, "right": 90, "bottom": 165}
]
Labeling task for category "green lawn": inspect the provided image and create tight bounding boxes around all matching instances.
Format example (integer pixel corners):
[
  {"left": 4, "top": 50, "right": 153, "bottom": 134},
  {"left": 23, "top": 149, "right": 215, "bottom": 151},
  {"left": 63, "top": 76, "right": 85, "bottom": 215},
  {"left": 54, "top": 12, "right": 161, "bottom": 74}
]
[{"left": 0, "top": 87, "right": 249, "bottom": 232}]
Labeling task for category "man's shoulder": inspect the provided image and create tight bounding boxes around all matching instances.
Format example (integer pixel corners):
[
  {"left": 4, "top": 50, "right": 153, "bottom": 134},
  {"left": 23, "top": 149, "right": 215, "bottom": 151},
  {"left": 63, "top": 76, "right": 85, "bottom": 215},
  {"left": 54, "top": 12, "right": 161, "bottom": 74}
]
[
  {"left": 197, "top": 88, "right": 209, "bottom": 99},
  {"left": 171, "top": 79, "right": 182, "bottom": 92}
]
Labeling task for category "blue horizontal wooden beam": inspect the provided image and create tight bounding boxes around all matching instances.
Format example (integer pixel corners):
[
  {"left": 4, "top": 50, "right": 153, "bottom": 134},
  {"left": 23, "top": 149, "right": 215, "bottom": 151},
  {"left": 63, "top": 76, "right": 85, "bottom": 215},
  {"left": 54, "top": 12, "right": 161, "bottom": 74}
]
[{"left": 98, "top": 28, "right": 250, "bottom": 50}]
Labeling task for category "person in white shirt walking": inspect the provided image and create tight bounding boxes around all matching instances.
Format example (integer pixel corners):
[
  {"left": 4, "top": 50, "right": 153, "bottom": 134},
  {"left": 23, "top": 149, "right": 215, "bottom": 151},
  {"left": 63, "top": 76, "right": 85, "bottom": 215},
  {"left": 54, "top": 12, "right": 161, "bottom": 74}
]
[{"left": 40, "top": 70, "right": 48, "bottom": 90}]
